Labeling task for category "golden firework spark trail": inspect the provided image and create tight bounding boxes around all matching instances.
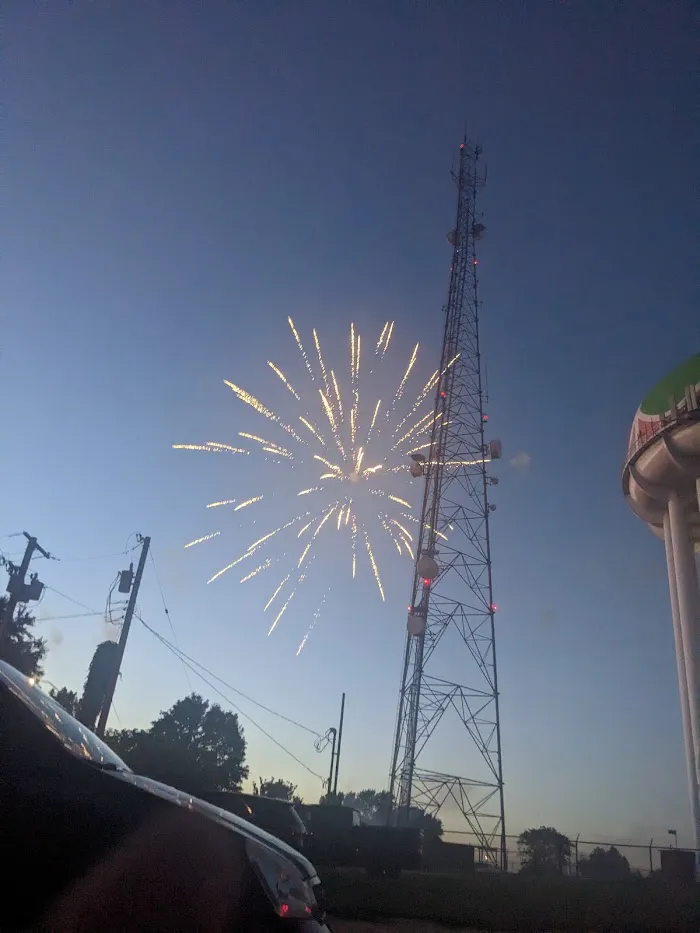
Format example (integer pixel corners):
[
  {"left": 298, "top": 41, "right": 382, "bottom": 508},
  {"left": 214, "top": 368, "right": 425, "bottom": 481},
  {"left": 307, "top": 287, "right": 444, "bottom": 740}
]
[
  {"left": 363, "top": 525, "right": 385, "bottom": 601},
  {"left": 392, "top": 408, "right": 435, "bottom": 450},
  {"left": 184, "top": 531, "right": 221, "bottom": 548},
  {"left": 345, "top": 501, "right": 352, "bottom": 525},
  {"left": 392, "top": 354, "right": 459, "bottom": 440},
  {"left": 313, "top": 455, "right": 343, "bottom": 474},
  {"left": 392, "top": 410, "right": 444, "bottom": 451},
  {"left": 331, "top": 370, "right": 344, "bottom": 420},
  {"left": 313, "top": 504, "right": 338, "bottom": 539},
  {"left": 362, "top": 463, "right": 383, "bottom": 476},
  {"left": 406, "top": 441, "right": 434, "bottom": 455},
  {"left": 298, "top": 416, "right": 326, "bottom": 447},
  {"left": 239, "top": 432, "right": 281, "bottom": 449},
  {"left": 240, "top": 558, "right": 272, "bottom": 583},
  {"left": 297, "top": 486, "right": 323, "bottom": 496},
  {"left": 319, "top": 472, "right": 340, "bottom": 480},
  {"left": 380, "top": 516, "right": 403, "bottom": 555},
  {"left": 350, "top": 323, "right": 356, "bottom": 384},
  {"left": 224, "top": 381, "right": 305, "bottom": 445},
  {"left": 297, "top": 542, "right": 312, "bottom": 568},
  {"left": 268, "top": 591, "right": 295, "bottom": 636},
  {"left": 207, "top": 550, "right": 257, "bottom": 585},
  {"left": 297, "top": 520, "right": 313, "bottom": 537},
  {"left": 296, "top": 588, "right": 330, "bottom": 657},
  {"left": 264, "top": 574, "right": 290, "bottom": 611},
  {"left": 246, "top": 513, "right": 310, "bottom": 553},
  {"left": 262, "top": 446, "right": 294, "bottom": 459},
  {"left": 312, "top": 329, "right": 331, "bottom": 395},
  {"left": 351, "top": 333, "right": 361, "bottom": 443},
  {"left": 206, "top": 500, "right": 236, "bottom": 509},
  {"left": 233, "top": 496, "right": 263, "bottom": 512},
  {"left": 288, "top": 317, "right": 315, "bottom": 381},
  {"left": 398, "top": 510, "right": 449, "bottom": 542},
  {"left": 382, "top": 320, "right": 395, "bottom": 359},
  {"left": 319, "top": 389, "right": 346, "bottom": 457},
  {"left": 336, "top": 508, "right": 344, "bottom": 531},
  {"left": 351, "top": 514, "right": 358, "bottom": 578},
  {"left": 354, "top": 446, "right": 365, "bottom": 475},
  {"left": 268, "top": 561, "right": 312, "bottom": 636},
  {"left": 388, "top": 518, "right": 413, "bottom": 541},
  {"left": 375, "top": 321, "right": 389, "bottom": 354},
  {"left": 390, "top": 371, "right": 439, "bottom": 440},
  {"left": 426, "top": 458, "right": 487, "bottom": 467},
  {"left": 173, "top": 443, "right": 248, "bottom": 455},
  {"left": 267, "top": 361, "right": 301, "bottom": 400},
  {"left": 395, "top": 342, "right": 419, "bottom": 403},
  {"left": 371, "top": 490, "right": 412, "bottom": 509},
  {"left": 366, "top": 399, "right": 381, "bottom": 444}
]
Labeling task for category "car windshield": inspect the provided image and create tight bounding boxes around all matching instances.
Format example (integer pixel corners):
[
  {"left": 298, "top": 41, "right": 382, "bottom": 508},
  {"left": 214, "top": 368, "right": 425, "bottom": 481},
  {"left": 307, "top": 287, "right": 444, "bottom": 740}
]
[{"left": 0, "top": 661, "right": 130, "bottom": 772}]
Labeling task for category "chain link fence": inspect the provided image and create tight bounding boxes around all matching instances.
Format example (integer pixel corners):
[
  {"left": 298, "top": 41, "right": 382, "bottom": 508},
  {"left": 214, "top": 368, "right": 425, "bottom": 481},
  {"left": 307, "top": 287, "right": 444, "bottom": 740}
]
[{"left": 441, "top": 830, "right": 698, "bottom": 876}]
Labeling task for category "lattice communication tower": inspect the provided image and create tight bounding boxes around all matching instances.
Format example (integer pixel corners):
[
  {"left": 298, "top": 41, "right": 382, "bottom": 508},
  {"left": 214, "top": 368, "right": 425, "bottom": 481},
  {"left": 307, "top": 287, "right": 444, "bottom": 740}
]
[{"left": 388, "top": 138, "right": 507, "bottom": 868}]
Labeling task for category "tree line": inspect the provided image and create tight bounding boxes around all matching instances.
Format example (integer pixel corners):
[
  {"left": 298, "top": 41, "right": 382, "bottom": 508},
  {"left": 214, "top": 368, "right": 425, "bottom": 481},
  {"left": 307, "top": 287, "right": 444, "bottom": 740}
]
[{"left": 517, "top": 826, "right": 634, "bottom": 879}]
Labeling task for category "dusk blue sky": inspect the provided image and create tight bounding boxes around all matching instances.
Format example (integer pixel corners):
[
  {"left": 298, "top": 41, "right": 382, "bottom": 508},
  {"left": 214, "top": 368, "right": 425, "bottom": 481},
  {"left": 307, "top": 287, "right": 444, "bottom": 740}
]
[{"left": 3, "top": 1, "right": 697, "bottom": 853}]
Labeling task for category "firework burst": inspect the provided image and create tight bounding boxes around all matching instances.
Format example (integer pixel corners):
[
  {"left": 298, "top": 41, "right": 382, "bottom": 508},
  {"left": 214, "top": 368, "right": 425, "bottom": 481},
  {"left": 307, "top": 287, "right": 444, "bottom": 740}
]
[{"left": 175, "top": 319, "right": 462, "bottom": 646}]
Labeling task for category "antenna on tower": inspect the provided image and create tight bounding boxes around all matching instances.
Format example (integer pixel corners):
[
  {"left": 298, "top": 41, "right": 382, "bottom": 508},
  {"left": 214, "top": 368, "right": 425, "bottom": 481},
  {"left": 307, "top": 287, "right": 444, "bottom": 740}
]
[{"left": 388, "top": 139, "right": 507, "bottom": 869}]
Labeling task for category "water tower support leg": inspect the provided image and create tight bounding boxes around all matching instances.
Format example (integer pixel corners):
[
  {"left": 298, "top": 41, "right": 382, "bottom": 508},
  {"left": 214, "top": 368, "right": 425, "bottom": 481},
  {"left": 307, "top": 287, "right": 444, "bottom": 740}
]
[{"left": 664, "top": 509, "right": 700, "bottom": 859}]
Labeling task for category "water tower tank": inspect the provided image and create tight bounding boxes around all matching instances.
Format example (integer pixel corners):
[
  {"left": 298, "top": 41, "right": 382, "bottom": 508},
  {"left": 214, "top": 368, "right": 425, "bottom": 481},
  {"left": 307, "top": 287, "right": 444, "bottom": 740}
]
[{"left": 622, "top": 352, "right": 700, "bottom": 867}]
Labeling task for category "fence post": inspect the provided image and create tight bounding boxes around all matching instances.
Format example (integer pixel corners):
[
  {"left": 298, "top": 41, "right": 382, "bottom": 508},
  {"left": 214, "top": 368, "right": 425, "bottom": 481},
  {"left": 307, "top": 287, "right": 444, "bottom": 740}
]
[
  {"left": 574, "top": 834, "right": 580, "bottom": 875},
  {"left": 648, "top": 837, "right": 653, "bottom": 875}
]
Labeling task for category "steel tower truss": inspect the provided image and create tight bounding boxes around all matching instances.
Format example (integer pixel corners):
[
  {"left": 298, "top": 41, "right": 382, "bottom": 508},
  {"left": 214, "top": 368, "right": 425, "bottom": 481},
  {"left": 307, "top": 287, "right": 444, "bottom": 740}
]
[{"left": 388, "top": 140, "right": 506, "bottom": 868}]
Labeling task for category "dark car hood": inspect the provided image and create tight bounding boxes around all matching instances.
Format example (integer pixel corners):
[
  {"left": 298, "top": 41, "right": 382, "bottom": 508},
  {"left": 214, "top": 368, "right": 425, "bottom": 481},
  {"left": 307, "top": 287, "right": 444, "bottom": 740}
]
[{"left": 108, "top": 769, "right": 319, "bottom": 882}]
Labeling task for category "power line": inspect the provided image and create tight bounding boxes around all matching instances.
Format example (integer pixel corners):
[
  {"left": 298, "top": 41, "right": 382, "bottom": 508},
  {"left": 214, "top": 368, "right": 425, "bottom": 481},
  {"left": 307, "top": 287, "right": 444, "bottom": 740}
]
[
  {"left": 138, "top": 616, "right": 325, "bottom": 782},
  {"left": 54, "top": 550, "right": 133, "bottom": 564},
  {"left": 149, "top": 548, "right": 193, "bottom": 691},
  {"left": 44, "top": 586, "right": 101, "bottom": 616},
  {"left": 35, "top": 611, "right": 104, "bottom": 623},
  {"left": 137, "top": 616, "right": 322, "bottom": 738}
]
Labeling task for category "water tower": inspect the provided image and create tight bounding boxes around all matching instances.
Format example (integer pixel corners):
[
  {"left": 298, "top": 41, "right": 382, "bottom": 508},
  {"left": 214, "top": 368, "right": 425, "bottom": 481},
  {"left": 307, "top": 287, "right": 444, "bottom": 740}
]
[{"left": 622, "top": 353, "right": 700, "bottom": 859}]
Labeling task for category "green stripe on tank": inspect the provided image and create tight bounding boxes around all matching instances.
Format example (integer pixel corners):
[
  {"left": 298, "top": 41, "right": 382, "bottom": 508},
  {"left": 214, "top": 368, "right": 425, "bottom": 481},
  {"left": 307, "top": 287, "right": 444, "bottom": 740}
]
[{"left": 640, "top": 353, "right": 700, "bottom": 416}]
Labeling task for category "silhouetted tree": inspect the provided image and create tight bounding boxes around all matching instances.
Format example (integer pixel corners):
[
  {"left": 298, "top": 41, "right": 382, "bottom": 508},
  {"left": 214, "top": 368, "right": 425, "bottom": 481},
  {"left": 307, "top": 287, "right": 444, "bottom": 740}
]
[
  {"left": 578, "top": 845, "right": 631, "bottom": 880},
  {"left": 414, "top": 809, "right": 443, "bottom": 841},
  {"left": 49, "top": 686, "right": 79, "bottom": 716},
  {"left": 253, "top": 776, "right": 301, "bottom": 803},
  {"left": 518, "top": 826, "right": 571, "bottom": 875},
  {"left": 76, "top": 640, "right": 119, "bottom": 729},
  {"left": 0, "top": 598, "right": 47, "bottom": 678},
  {"left": 106, "top": 693, "right": 248, "bottom": 795},
  {"left": 318, "top": 790, "right": 346, "bottom": 806}
]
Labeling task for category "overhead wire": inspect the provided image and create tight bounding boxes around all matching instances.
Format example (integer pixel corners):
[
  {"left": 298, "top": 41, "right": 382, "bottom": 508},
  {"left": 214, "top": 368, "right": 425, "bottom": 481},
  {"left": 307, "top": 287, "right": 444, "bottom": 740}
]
[
  {"left": 149, "top": 548, "right": 193, "bottom": 691},
  {"left": 137, "top": 616, "right": 322, "bottom": 737},
  {"left": 35, "top": 611, "right": 105, "bottom": 623},
  {"left": 44, "top": 586, "right": 101, "bottom": 616},
  {"left": 138, "top": 616, "right": 326, "bottom": 782},
  {"left": 54, "top": 549, "right": 135, "bottom": 564}
]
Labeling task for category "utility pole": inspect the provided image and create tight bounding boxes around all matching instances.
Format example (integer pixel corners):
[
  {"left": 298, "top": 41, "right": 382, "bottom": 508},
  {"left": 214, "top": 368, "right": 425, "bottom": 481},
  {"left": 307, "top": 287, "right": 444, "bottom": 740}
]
[
  {"left": 326, "top": 728, "right": 337, "bottom": 798},
  {"left": 332, "top": 692, "right": 346, "bottom": 796},
  {"left": 0, "top": 533, "right": 51, "bottom": 649},
  {"left": 95, "top": 535, "right": 150, "bottom": 737}
]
